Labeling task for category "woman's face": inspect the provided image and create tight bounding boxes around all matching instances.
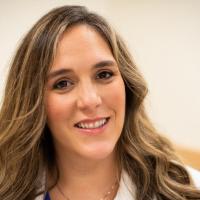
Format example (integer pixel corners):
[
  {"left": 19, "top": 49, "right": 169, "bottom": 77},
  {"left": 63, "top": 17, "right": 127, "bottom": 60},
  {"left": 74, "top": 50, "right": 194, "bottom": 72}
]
[{"left": 45, "top": 24, "right": 125, "bottom": 161}]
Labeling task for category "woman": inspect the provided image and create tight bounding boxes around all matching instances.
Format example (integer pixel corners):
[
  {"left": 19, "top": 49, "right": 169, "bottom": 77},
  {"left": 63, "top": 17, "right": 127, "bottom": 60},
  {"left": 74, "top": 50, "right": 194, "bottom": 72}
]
[{"left": 0, "top": 5, "right": 199, "bottom": 200}]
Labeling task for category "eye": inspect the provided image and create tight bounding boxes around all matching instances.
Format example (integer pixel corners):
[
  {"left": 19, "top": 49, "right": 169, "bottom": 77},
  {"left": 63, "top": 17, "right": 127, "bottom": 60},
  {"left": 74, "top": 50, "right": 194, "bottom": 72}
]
[
  {"left": 53, "top": 79, "right": 73, "bottom": 90},
  {"left": 96, "top": 71, "right": 114, "bottom": 80}
]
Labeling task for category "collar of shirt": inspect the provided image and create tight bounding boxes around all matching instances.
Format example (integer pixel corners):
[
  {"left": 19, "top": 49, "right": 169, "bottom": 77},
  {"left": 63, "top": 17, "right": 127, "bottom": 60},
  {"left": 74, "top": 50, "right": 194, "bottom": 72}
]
[{"left": 114, "top": 170, "right": 136, "bottom": 200}]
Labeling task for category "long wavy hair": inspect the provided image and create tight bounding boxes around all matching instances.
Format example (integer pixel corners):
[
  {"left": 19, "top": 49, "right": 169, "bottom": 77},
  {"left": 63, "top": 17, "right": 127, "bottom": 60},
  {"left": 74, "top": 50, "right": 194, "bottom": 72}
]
[{"left": 0, "top": 5, "right": 199, "bottom": 200}]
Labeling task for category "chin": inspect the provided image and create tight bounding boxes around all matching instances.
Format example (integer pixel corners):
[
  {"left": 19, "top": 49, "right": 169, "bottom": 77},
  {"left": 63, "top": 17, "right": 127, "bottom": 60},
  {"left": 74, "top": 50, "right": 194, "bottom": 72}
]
[{"left": 81, "top": 142, "right": 117, "bottom": 161}]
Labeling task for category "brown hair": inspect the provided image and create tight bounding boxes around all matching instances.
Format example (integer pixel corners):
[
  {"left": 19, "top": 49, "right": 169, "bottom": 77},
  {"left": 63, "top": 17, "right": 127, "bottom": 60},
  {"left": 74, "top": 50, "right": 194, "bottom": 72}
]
[{"left": 0, "top": 5, "right": 200, "bottom": 200}]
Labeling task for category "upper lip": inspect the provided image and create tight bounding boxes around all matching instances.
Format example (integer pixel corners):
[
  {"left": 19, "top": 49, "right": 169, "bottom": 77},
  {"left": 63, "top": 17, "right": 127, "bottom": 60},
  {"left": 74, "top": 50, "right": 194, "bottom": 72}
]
[{"left": 75, "top": 117, "right": 109, "bottom": 125}]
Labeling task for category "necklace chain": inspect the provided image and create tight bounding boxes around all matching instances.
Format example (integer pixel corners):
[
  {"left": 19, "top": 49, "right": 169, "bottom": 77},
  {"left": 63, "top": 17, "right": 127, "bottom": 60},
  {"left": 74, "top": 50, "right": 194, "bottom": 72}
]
[{"left": 56, "top": 180, "right": 119, "bottom": 200}]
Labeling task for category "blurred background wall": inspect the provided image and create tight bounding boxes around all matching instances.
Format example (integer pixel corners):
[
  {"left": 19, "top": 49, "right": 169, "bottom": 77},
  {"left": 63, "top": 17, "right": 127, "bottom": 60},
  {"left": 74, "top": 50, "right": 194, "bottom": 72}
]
[{"left": 0, "top": 0, "right": 200, "bottom": 166}]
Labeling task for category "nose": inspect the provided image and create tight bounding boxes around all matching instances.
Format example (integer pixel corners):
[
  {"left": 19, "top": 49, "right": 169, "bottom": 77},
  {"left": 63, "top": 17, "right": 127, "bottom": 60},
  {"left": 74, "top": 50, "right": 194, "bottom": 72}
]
[{"left": 76, "top": 81, "right": 102, "bottom": 111}]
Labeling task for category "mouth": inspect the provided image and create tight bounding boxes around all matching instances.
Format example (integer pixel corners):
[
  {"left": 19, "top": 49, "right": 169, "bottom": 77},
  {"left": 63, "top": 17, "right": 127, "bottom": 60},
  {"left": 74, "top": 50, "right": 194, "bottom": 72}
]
[{"left": 74, "top": 117, "right": 110, "bottom": 129}]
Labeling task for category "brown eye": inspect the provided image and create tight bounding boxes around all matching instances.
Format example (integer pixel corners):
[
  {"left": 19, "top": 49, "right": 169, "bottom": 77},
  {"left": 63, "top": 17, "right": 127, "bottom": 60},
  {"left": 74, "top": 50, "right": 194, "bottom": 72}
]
[
  {"left": 53, "top": 80, "right": 73, "bottom": 90},
  {"left": 96, "top": 71, "right": 113, "bottom": 80}
]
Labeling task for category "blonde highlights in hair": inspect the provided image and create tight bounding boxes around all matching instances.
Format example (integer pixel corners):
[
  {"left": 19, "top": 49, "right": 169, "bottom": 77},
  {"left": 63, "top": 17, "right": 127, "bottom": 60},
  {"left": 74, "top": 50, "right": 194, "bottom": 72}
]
[{"left": 0, "top": 5, "right": 200, "bottom": 200}]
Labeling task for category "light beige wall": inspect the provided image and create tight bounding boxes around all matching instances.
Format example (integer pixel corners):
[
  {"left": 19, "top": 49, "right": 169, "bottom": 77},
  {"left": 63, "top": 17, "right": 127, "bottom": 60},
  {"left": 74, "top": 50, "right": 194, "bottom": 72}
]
[{"left": 0, "top": 0, "right": 200, "bottom": 150}]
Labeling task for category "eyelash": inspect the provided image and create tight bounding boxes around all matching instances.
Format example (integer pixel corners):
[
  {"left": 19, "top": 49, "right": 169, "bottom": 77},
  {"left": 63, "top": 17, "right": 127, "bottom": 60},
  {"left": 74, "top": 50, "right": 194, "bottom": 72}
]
[
  {"left": 53, "top": 79, "right": 73, "bottom": 90},
  {"left": 96, "top": 70, "right": 114, "bottom": 80},
  {"left": 52, "top": 70, "right": 114, "bottom": 90}
]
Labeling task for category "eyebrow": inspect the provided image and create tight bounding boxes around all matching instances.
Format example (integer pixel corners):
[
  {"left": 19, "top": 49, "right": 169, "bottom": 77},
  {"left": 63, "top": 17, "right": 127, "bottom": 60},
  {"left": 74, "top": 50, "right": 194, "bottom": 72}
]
[{"left": 47, "top": 60, "right": 116, "bottom": 80}]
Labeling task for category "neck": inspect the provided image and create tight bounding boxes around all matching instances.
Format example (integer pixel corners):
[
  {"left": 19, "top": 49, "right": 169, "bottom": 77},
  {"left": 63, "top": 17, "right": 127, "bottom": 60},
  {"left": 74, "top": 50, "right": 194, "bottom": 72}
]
[{"left": 48, "top": 148, "right": 120, "bottom": 200}]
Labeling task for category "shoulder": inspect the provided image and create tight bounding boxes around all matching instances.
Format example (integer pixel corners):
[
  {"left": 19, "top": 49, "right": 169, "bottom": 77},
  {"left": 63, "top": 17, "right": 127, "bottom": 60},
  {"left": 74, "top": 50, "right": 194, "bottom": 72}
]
[
  {"left": 186, "top": 166, "right": 200, "bottom": 188},
  {"left": 115, "top": 166, "right": 200, "bottom": 200}
]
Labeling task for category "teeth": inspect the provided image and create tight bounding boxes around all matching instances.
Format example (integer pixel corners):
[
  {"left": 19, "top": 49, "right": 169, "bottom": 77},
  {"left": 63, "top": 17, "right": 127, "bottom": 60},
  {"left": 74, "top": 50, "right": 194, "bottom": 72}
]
[{"left": 77, "top": 118, "right": 107, "bottom": 129}]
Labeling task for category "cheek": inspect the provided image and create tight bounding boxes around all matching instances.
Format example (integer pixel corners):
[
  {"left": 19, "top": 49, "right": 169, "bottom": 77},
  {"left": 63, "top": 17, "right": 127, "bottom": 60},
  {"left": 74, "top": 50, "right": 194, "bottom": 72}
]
[
  {"left": 103, "top": 78, "right": 126, "bottom": 113},
  {"left": 45, "top": 94, "right": 73, "bottom": 123}
]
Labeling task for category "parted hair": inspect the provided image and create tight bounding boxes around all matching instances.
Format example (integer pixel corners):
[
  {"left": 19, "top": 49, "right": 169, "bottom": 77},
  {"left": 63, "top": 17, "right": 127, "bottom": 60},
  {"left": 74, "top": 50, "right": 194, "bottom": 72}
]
[{"left": 0, "top": 5, "right": 200, "bottom": 200}]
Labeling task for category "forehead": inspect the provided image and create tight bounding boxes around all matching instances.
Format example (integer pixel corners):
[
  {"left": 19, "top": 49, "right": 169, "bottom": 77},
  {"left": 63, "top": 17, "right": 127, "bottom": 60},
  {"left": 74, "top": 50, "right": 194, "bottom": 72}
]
[
  {"left": 58, "top": 24, "right": 110, "bottom": 54},
  {"left": 51, "top": 24, "right": 114, "bottom": 70}
]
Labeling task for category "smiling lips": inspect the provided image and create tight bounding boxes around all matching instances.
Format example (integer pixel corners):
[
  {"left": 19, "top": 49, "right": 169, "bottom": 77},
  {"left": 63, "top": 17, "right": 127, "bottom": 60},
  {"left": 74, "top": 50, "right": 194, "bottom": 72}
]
[{"left": 75, "top": 117, "right": 109, "bottom": 129}]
